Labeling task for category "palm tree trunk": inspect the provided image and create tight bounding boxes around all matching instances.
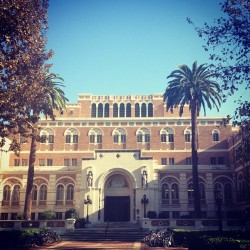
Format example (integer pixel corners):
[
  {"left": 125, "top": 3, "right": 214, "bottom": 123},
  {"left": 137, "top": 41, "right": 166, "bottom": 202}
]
[
  {"left": 23, "top": 124, "right": 37, "bottom": 220},
  {"left": 191, "top": 100, "right": 201, "bottom": 218}
]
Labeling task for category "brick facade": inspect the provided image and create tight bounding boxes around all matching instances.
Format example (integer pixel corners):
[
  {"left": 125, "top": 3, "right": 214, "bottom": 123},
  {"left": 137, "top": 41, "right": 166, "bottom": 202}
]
[{"left": 0, "top": 93, "right": 246, "bottom": 223}]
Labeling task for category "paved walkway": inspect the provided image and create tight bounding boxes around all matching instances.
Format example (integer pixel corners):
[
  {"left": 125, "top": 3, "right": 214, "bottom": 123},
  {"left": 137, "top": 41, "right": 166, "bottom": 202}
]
[{"left": 30, "top": 240, "right": 188, "bottom": 250}]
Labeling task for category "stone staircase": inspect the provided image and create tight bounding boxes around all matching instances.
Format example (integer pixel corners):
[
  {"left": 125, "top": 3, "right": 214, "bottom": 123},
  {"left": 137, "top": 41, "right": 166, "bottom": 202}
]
[{"left": 62, "top": 222, "right": 149, "bottom": 242}]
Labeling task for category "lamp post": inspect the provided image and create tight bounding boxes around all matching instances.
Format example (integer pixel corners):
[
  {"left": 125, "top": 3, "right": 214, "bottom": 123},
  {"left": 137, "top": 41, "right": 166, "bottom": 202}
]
[
  {"left": 214, "top": 186, "right": 223, "bottom": 233},
  {"left": 141, "top": 194, "right": 149, "bottom": 218},
  {"left": 84, "top": 195, "right": 92, "bottom": 224}
]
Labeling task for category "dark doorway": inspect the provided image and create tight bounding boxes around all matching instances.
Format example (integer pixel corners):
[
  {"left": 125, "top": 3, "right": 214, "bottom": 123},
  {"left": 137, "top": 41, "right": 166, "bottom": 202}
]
[{"left": 104, "top": 196, "right": 130, "bottom": 222}]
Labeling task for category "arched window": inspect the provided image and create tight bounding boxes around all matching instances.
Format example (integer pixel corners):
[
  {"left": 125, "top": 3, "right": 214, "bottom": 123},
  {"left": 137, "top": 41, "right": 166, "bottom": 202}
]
[
  {"left": 91, "top": 103, "right": 96, "bottom": 117},
  {"left": 126, "top": 103, "right": 131, "bottom": 117},
  {"left": 141, "top": 103, "right": 147, "bottom": 117},
  {"left": 171, "top": 183, "right": 179, "bottom": 199},
  {"left": 162, "top": 183, "right": 169, "bottom": 199},
  {"left": 64, "top": 129, "right": 79, "bottom": 144},
  {"left": 135, "top": 103, "right": 140, "bottom": 117},
  {"left": 98, "top": 103, "right": 103, "bottom": 117},
  {"left": 3, "top": 185, "right": 11, "bottom": 201},
  {"left": 120, "top": 103, "right": 125, "bottom": 117},
  {"left": 32, "top": 185, "right": 38, "bottom": 201},
  {"left": 89, "top": 128, "right": 102, "bottom": 144},
  {"left": 56, "top": 184, "right": 64, "bottom": 201},
  {"left": 136, "top": 128, "right": 150, "bottom": 143},
  {"left": 212, "top": 130, "right": 219, "bottom": 141},
  {"left": 224, "top": 183, "right": 232, "bottom": 200},
  {"left": 104, "top": 103, "right": 109, "bottom": 117},
  {"left": 160, "top": 128, "right": 174, "bottom": 142},
  {"left": 148, "top": 103, "right": 153, "bottom": 117},
  {"left": 184, "top": 128, "right": 191, "bottom": 142},
  {"left": 12, "top": 185, "right": 20, "bottom": 201},
  {"left": 66, "top": 184, "right": 74, "bottom": 201},
  {"left": 113, "top": 103, "right": 118, "bottom": 117},
  {"left": 112, "top": 128, "right": 126, "bottom": 144},
  {"left": 39, "top": 185, "right": 47, "bottom": 201},
  {"left": 40, "top": 128, "right": 54, "bottom": 144}
]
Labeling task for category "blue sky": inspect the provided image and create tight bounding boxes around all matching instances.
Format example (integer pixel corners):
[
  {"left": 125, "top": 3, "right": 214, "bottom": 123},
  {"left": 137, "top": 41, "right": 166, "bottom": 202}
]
[{"left": 47, "top": 0, "right": 245, "bottom": 117}]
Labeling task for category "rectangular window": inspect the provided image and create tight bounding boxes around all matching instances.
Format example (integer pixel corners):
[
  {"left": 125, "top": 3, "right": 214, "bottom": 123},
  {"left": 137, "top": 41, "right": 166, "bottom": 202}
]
[
  {"left": 161, "top": 158, "right": 167, "bottom": 165},
  {"left": 14, "top": 159, "right": 20, "bottom": 166},
  {"left": 185, "top": 134, "right": 191, "bottom": 142},
  {"left": 137, "top": 134, "right": 143, "bottom": 142},
  {"left": 11, "top": 213, "right": 18, "bottom": 220},
  {"left": 38, "top": 213, "right": 43, "bottom": 220},
  {"left": 22, "top": 159, "right": 28, "bottom": 166},
  {"left": 186, "top": 157, "right": 192, "bottom": 165},
  {"left": 121, "top": 134, "right": 126, "bottom": 143},
  {"left": 145, "top": 134, "right": 150, "bottom": 143},
  {"left": 1, "top": 213, "right": 8, "bottom": 220},
  {"left": 47, "top": 159, "right": 53, "bottom": 166},
  {"left": 48, "top": 135, "right": 54, "bottom": 143},
  {"left": 72, "top": 158, "right": 77, "bottom": 166},
  {"left": 161, "top": 134, "right": 167, "bottom": 142},
  {"left": 31, "top": 213, "right": 36, "bottom": 220},
  {"left": 113, "top": 135, "right": 119, "bottom": 143},
  {"left": 90, "top": 134, "right": 95, "bottom": 143},
  {"left": 56, "top": 212, "right": 63, "bottom": 220},
  {"left": 65, "top": 135, "right": 71, "bottom": 143},
  {"left": 73, "top": 135, "right": 78, "bottom": 143},
  {"left": 39, "top": 159, "right": 45, "bottom": 166},
  {"left": 97, "top": 135, "right": 102, "bottom": 143},
  {"left": 64, "top": 158, "right": 70, "bottom": 166},
  {"left": 169, "top": 158, "right": 175, "bottom": 165},
  {"left": 210, "top": 157, "right": 216, "bottom": 165},
  {"left": 218, "top": 157, "right": 224, "bottom": 165},
  {"left": 168, "top": 134, "right": 174, "bottom": 142}
]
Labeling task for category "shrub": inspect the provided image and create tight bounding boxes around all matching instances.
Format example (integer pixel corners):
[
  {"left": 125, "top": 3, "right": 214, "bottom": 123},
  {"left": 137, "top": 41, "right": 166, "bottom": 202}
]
[
  {"left": 65, "top": 208, "right": 78, "bottom": 219},
  {"left": 40, "top": 210, "right": 56, "bottom": 220}
]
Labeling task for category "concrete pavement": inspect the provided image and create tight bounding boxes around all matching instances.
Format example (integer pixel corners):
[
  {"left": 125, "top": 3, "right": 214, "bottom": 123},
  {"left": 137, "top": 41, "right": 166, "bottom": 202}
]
[{"left": 30, "top": 240, "right": 188, "bottom": 250}]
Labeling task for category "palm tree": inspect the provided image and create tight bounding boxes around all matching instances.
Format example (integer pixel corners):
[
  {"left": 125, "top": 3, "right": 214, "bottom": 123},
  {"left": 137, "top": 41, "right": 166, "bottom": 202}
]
[
  {"left": 23, "top": 73, "right": 68, "bottom": 220},
  {"left": 163, "top": 61, "right": 222, "bottom": 218}
]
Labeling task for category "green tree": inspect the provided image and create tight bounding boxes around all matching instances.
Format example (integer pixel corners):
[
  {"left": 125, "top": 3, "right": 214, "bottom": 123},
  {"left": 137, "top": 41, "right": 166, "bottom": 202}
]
[
  {"left": 163, "top": 61, "right": 222, "bottom": 217},
  {"left": 23, "top": 73, "right": 68, "bottom": 220},
  {"left": 187, "top": 0, "right": 250, "bottom": 163},
  {"left": 0, "top": 0, "right": 53, "bottom": 153}
]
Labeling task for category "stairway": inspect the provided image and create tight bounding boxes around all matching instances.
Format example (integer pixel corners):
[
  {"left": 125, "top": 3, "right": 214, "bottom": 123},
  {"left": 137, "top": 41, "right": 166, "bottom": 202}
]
[{"left": 62, "top": 222, "right": 149, "bottom": 242}]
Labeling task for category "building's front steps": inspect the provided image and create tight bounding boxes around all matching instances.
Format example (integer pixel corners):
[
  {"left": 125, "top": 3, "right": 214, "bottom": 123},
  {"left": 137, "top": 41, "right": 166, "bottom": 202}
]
[{"left": 63, "top": 222, "right": 148, "bottom": 242}]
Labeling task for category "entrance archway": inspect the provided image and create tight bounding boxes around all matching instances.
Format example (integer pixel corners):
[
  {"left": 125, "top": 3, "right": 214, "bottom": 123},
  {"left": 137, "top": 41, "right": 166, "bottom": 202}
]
[{"left": 103, "top": 172, "right": 134, "bottom": 222}]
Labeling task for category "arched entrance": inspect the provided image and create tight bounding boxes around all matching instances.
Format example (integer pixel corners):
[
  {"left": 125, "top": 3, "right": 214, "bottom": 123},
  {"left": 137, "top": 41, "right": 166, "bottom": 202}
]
[{"left": 103, "top": 172, "right": 133, "bottom": 222}]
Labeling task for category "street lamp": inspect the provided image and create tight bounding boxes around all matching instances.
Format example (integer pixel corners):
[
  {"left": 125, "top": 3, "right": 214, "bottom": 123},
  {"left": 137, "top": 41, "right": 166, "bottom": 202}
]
[
  {"left": 214, "top": 186, "right": 223, "bottom": 233},
  {"left": 84, "top": 195, "right": 92, "bottom": 224},
  {"left": 141, "top": 194, "right": 149, "bottom": 218}
]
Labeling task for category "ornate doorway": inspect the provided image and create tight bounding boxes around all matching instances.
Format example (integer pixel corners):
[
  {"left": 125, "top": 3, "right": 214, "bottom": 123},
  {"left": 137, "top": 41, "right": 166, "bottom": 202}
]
[
  {"left": 104, "top": 196, "right": 130, "bottom": 222},
  {"left": 104, "top": 173, "right": 132, "bottom": 222}
]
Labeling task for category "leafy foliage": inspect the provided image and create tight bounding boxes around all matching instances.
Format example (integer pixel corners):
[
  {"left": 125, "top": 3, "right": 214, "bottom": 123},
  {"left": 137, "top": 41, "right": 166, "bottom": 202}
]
[
  {"left": 187, "top": 0, "right": 250, "bottom": 166},
  {"left": 187, "top": 0, "right": 249, "bottom": 95},
  {"left": 40, "top": 210, "right": 56, "bottom": 220},
  {"left": 164, "top": 61, "right": 222, "bottom": 218},
  {"left": 0, "top": 0, "right": 53, "bottom": 154},
  {"left": 65, "top": 208, "right": 78, "bottom": 219},
  {"left": 164, "top": 62, "right": 222, "bottom": 116}
]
